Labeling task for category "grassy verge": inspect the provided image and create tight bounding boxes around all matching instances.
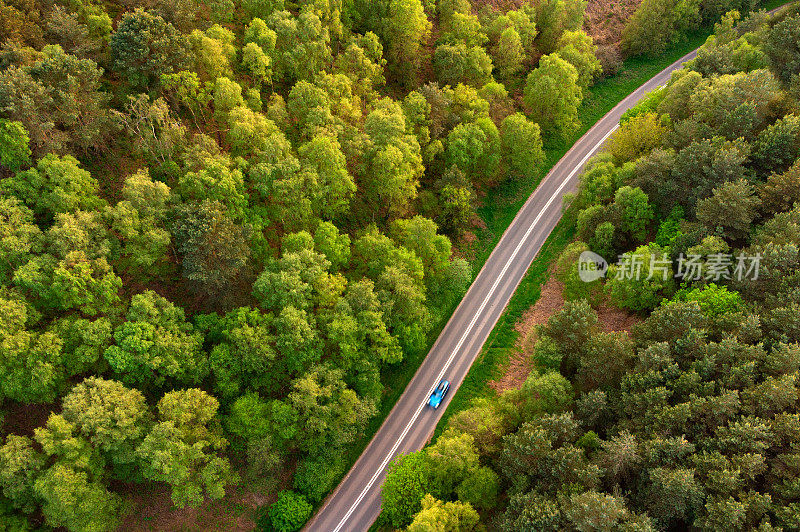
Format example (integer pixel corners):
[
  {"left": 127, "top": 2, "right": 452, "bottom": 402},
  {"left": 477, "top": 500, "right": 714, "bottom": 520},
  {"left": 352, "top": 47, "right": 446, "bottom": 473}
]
[
  {"left": 317, "top": 0, "right": 795, "bottom": 520},
  {"left": 433, "top": 217, "right": 575, "bottom": 439}
]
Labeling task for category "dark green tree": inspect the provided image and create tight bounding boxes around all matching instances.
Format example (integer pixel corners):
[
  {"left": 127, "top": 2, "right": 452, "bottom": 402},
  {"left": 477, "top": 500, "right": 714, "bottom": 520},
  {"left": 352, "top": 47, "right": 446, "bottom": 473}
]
[{"left": 109, "top": 9, "right": 190, "bottom": 90}]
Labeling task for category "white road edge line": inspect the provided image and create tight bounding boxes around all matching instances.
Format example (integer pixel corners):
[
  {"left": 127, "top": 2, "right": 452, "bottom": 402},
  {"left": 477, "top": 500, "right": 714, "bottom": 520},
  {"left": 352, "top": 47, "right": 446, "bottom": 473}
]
[{"left": 330, "top": 121, "right": 621, "bottom": 532}]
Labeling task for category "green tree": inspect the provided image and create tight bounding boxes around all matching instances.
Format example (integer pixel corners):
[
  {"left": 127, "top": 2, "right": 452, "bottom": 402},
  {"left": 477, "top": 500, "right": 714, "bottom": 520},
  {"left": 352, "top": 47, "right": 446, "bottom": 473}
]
[
  {"left": 226, "top": 105, "right": 290, "bottom": 161},
  {"left": 242, "top": 41, "right": 273, "bottom": 87},
  {"left": 0, "top": 294, "right": 66, "bottom": 403},
  {"left": 643, "top": 467, "right": 704, "bottom": 528},
  {"left": 340, "top": 278, "right": 404, "bottom": 367},
  {"left": 696, "top": 179, "right": 761, "bottom": 241},
  {"left": 432, "top": 42, "right": 493, "bottom": 88},
  {"left": 0, "top": 197, "right": 40, "bottom": 284},
  {"left": 494, "top": 27, "right": 525, "bottom": 82},
  {"left": 273, "top": 306, "right": 319, "bottom": 376},
  {"left": 0, "top": 119, "right": 30, "bottom": 171},
  {"left": 563, "top": 491, "right": 632, "bottom": 530},
  {"left": 360, "top": 99, "right": 424, "bottom": 217},
  {"left": 501, "top": 113, "right": 544, "bottom": 180},
  {"left": 751, "top": 114, "right": 800, "bottom": 175},
  {"left": 104, "top": 290, "right": 207, "bottom": 390},
  {"left": 763, "top": 13, "right": 800, "bottom": 84},
  {"left": 109, "top": 9, "right": 190, "bottom": 90},
  {"left": 684, "top": 69, "right": 781, "bottom": 142},
  {"left": 242, "top": 0, "right": 284, "bottom": 19},
  {"left": 0, "top": 0, "right": 44, "bottom": 47},
  {"left": 201, "top": 307, "right": 281, "bottom": 399},
  {"left": 50, "top": 316, "right": 112, "bottom": 377},
  {"left": 500, "top": 413, "right": 599, "bottom": 494},
  {"left": 523, "top": 54, "right": 582, "bottom": 140},
  {"left": 187, "top": 24, "right": 236, "bottom": 81},
  {"left": 287, "top": 365, "right": 375, "bottom": 456},
  {"left": 533, "top": 0, "right": 585, "bottom": 54},
  {"left": 285, "top": 79, "right": 335, "bottom": 140},
  {"left": 252, "top": 245, "right": 340, "bottom": 315},
  {"left": 407, "top": 494, "right": 479, "bottom": 531},
  {"left": 445, "top": 118, "right": 500, "bottom": 184},
  {"left": 447, "top": 397, "right": 510, "bottom": 457},
  {"left": 266, "top": 10, "right": 332, "bottom": 85},
  {"left": 382, "top": 452, "right": 431, "bottom": 527},
  {"left": 390, "top": 215, "right": 452, "bottom": 287},
  {"left": 455, "top": 465, "right": 499, "bottom": 510},
  {"left": 622, "top": 0, "right": 700, "bottom": 56},
  {"left": 759, "top": 160, "right": 800, "bottom": 215},
  {"left": 0, "top": 435, "right": 44, "bottom": 513},
  {"left": 137, "top": 388, "right": 236, "bottom": 508},
  {"left": 14, "top": 250, "right": 122, "bottom": 317},
  {"left": 1, "top": 153, "right": 103, "bottom": 221},
  {"left": 106, "top": 169, "right": 171, "bottom": 270},
  {"left": 298, "top": 135, "right": 355, "bottom": 219},
  {"left": 691, "top": 11, "right": 768, "bottom": 77},
  {"left": 212, "top": 77, "right": 244, "bottom": 120},
  {"left": 177, "top": 151, "right": 246, "bottom": 211},
  {"left": 382, "top": 0, "right": 431, "bottom": 88},
  {"left": 60, "top": 377, "right": 152, "bottom": 469},
  {"left": 609, "top": 112, "right": 666, "bottom": 164},
  {"left": 263, "top": 490, "right": 312, "bottom": 532},
  {"left": 351, "top": 228, "right": 431, "bottom": 351},
  {"left": 293, "top": 454, "right": 346, "bottom": 504},
  {"left": 314, "top": 221, "right": 350, "bottom": 269},
  {"left": 171, "top": 200, "right": 251, "bottom": 295},
  {"left": 424, "top": 430, "right": 480, "bottom": 498},
  {"left": 685, "top": 283, "right": 742, "bottom": 318},
  {"left": 556, "top": 30, "right": 601, "bottom": 89},
  {"left": 438, "top": 181, "right": 475, "bottom": 237},
  {"left": 0, "top": 45, "right": 109, "bottom": 155},
  {"left": 520, "top": 370, "right": 575, "bottom": 415},
  {"left": 225, "top": 392, "right": 272, "bottom": 442},
  {"left": 606, "top": 242, "right": 676, "bottom": 313},
  {"left": 34, "top": 463, "right": 122, "bottom": 532},
  {"left": 113, "top": 94, "right": 186, "bottom": 165},
  {"left": 633, "top": 137, "right": 750, "bottom": 216},
  {"left": 333, "top": 32, "right": 387, "bottom": 98},
  {"left": 612, "top": 185, "right": 654, "bottom": 244},
  {"left": 500, "top": 491, "right": 562, "bottom": 531}
]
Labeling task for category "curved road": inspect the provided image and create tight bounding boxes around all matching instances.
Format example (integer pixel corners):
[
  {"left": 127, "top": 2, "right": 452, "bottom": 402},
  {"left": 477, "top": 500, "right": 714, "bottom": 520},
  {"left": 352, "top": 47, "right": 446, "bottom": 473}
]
[{"left": 305, "top": 47, "right": 701, "bottom": 532}]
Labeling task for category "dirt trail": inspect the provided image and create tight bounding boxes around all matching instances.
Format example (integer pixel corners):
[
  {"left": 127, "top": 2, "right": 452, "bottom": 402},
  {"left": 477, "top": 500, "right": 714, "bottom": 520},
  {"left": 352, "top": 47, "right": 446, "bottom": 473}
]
[{"left": 489, "top": 272, "right": 641, "bottom": 393}]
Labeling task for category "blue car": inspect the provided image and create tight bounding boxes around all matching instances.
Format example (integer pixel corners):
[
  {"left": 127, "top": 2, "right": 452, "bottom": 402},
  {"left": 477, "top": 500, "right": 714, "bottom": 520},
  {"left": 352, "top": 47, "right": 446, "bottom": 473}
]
[{"left": 428, "top": 380, "right": 450, "bottom": 409}]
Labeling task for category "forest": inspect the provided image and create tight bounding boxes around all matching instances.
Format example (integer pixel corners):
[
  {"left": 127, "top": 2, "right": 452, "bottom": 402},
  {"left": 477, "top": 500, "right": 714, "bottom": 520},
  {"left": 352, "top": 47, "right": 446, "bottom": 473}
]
[
  {"left": 0, "top": 0, "right": 792, "bottom": 529},
  {"left": 379, "top": 4, "right": 800, "bottom": 532}
]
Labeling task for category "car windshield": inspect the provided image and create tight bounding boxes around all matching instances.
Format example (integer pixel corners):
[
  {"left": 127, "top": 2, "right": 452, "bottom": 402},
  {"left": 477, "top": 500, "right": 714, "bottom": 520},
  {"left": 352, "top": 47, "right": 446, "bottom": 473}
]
[{"left": 437, "top": 383, "right": 445, "bottom": 392}]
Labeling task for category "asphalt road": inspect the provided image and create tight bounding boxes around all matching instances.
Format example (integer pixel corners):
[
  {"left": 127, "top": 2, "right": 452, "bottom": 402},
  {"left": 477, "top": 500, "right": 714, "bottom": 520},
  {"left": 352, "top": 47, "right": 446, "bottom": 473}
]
[{"left": 304, "top": 47, "right": 701, "bottom": 532}]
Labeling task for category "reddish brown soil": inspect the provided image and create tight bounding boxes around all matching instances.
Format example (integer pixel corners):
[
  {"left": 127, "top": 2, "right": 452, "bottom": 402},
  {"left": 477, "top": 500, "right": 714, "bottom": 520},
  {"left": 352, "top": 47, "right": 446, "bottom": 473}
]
[
  {"left": 584, "top": 0, "right": 643, "bottom": 47},
  {"left": 2, "top": 402, "right": 57, "bottom": 438},
  {"left": 489, "top": 274, "right": 565, "bottom": 393},
  {"left": 596, "top": 301, "right": 641, "bottom": 333},
  {"left": 117, "top": 483, "right": 267, "bottom": 532},
  {"left": 489, "top": 270, "right": 641, "bottom": 393}
]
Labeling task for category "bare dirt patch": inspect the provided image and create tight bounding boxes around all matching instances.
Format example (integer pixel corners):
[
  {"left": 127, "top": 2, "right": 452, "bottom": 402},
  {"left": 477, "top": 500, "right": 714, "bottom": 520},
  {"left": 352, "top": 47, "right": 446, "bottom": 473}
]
[
  {"left": 596, "top": 301, "right": 641, "bottom": 333},
  {"left": 116, "top": 483, "right": 268, "bottom": 532},
  {"left": 584, "top": 0, "right": 643, "bottom": 47},
  {"left": 488, "top": 272, "right": 641, "bottom": 394},
  {"left": 3, "top": 402, "right": 57, "bottom": 438},
  {"left": 489, "top": 273, "right": 565, "bottom": 394}
]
